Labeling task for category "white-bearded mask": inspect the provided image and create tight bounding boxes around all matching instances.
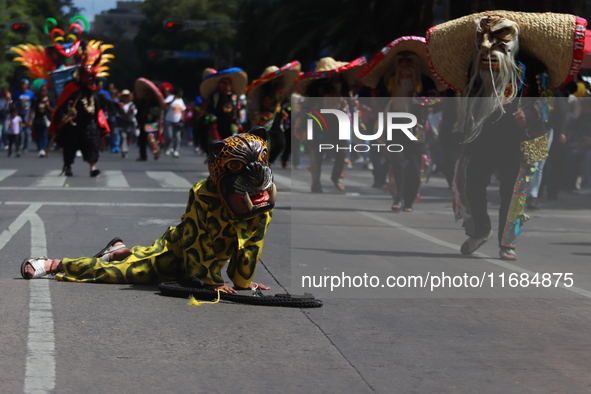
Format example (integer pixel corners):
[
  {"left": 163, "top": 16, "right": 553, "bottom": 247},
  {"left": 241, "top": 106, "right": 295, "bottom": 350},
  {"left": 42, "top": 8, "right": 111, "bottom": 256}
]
[
  {"left": 390, "top": 51, "right": 421, "bottom": 98},
  {"left": 463, "top": 15, "right": 521, "bottom": 143}
]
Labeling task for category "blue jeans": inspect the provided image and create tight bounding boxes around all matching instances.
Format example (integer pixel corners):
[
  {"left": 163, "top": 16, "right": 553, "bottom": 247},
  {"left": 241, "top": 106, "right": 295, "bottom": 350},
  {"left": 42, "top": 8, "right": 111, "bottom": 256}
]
[
  {"left": 0, "top": 115, "right": 7, "bottom": 148},
  {"left": 164, "top": 121, "right": 183, "bottom": 152},
  {"left": 34, "top": 124, "right": 48, "bottom": 152},
  {"left": 20, "top": 124, "right": 30, "bottom": 151}
]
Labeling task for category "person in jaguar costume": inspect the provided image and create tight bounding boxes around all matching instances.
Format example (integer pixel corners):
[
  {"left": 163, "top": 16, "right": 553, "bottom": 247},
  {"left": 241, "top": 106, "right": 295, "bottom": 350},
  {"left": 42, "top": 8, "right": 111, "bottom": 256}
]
[{"left": 21, "top": 127, "right": 278, "bottom": 293}]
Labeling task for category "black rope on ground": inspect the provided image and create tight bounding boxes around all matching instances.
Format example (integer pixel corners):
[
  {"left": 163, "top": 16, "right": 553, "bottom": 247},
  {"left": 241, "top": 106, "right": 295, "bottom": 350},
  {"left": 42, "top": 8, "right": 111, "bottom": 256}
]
[{"left": 158, "top": 280, "right": 323, "bottom": 308}]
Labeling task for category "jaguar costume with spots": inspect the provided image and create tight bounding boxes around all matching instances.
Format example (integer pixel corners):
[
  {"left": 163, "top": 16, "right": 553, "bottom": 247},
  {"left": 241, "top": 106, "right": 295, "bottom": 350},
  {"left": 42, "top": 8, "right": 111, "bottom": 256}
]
[{"left": 56, "top": 127, "right": 277, "bottom": 288}]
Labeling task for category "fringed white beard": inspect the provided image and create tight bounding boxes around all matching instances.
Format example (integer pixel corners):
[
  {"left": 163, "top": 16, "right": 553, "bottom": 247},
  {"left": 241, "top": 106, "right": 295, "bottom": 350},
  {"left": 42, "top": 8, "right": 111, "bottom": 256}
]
[
  {"left": 462, "top": 41, "right": 520, "bottom": 143},
  {"left": 391, "top": 78, "right": 416, "bottom": 112}
]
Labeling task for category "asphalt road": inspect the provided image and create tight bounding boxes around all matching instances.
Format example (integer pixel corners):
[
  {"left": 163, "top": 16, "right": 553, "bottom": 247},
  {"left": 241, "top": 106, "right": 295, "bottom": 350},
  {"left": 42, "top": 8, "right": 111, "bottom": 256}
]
[{"left": 1, "top": 144, "right": 591, "bottom": 393}]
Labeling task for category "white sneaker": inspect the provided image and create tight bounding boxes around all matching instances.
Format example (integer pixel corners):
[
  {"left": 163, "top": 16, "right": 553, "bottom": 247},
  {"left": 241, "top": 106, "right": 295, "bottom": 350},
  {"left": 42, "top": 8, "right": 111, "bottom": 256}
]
[
  {"left": 38, "top": 149, "right": 46, "bottom": 157},
  {"left": 165, "top": 149, "right": 172, "bottom": 156},
  {"left": 173, "top": 151, "right": 180, "bottom": 158}
]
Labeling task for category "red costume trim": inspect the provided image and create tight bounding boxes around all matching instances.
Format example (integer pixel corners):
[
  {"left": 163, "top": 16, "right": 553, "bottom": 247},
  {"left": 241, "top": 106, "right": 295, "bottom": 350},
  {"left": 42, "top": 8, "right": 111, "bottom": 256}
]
[
  {"left": 359, "top": 36, "right": 426, "bottom": 81},
  {"left": 48, "top": 80, "right": 110, "bottom": 137},
  {"left": 565, "top": 16, "right": 587, "bottom": 86}
]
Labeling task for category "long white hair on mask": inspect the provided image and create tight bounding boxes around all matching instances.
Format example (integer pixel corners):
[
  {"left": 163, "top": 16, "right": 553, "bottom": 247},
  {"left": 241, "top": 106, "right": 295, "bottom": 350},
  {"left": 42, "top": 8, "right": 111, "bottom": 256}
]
[{"left": 462, "top": 19, "right": 520, "bottom": 144}]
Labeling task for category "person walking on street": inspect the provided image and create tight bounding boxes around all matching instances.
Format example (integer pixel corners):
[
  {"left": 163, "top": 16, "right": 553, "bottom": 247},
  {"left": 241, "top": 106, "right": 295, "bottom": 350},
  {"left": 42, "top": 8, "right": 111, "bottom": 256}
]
[
  {"left": 246, "top": 61, "right": 301, "bottom": 165},
  {"left": 200, "top": 68, "right": 248, "bottom": 142},
  {"left": 115, "top": 89, "right": 137, "bottom": 158},
  {"left": 13, "top": 78, "right": 35, "bottom": 153},
  {"left": 28, "top": 84, "right": 54, "bottom": 158},
  {"left": 0, "top": 88, "right": 11, "bottom": 149},
  {"left": 163, "top": 88, "right": 186, "bottom": 158},
  {"left": 427, "top": 11, "right": 585, "bottom": 260},
  {"left": 7, "top": 107, "right": 25, "bottom": 157}
]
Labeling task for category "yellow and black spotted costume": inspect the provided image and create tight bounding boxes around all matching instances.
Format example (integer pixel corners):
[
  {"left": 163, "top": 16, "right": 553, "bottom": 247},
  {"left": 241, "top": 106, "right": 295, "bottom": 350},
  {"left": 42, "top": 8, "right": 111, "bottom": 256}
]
[{"left": 56, "top": 178, "right": 271, "bottom": 288}]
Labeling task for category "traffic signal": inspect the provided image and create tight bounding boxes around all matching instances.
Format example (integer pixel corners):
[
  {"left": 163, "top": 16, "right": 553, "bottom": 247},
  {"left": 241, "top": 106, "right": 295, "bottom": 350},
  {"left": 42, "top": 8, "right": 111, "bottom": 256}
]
[
  {"left": 147, "top": 50, "right": 164, "bottom": 60},
  {"left": 11, "top": 21, "right": 32, "bottom": 34},
  {"left": 163, "top": 19, "right": 184, "bottom": 32}
]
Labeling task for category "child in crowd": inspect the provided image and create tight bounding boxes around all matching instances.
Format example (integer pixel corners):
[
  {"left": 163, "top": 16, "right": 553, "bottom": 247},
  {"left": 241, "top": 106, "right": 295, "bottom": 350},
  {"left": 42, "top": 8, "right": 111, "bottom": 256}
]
[{"left": 7, "top": 107, "right": 25, "bottom": 157}]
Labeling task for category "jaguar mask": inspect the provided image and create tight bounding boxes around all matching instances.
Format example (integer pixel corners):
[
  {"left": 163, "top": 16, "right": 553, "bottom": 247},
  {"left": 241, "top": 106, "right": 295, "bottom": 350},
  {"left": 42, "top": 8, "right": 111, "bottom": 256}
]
[{"left": 208, "top": 127, "right": 277, "bottom": 218}]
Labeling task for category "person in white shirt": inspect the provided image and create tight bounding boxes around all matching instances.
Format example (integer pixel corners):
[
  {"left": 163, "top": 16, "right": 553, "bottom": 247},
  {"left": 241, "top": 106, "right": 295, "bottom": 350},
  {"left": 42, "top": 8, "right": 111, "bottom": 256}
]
[
  {"left": 7, "top": 107, "right": 25, "bottom": 157},
  {"left": 163, "top": 88, "right": 186, "bottom": 157}
]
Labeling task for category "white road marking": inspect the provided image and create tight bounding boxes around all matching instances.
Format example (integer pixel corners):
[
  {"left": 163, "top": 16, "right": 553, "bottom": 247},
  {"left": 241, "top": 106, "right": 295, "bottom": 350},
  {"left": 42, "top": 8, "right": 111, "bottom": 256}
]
[
  {"left": 5, "top": 201, "right": 186, "bottom": 208},
  {"left": 145, "top": 171, "right": 193, "bottom": 189},
  {"left": 359, "top": 211, "right": 591, "bottom": 299},
  {"left": 25, "top": 209, "right": 55, "bottom": 394},
  {"left": 32, "top": 170, "right": 67, "bottom": 188},
  {"left": 0, "top": 187, "right": 188, "bottom": 192},
  {"left": 0, "top": 169, "right": 17, "bottom": 183},
  {"left": 0, "top": 204, "right": 55, "bottom": 393},
  {"left": 103, "top": 170, "right": 130, "bottom": 188}
]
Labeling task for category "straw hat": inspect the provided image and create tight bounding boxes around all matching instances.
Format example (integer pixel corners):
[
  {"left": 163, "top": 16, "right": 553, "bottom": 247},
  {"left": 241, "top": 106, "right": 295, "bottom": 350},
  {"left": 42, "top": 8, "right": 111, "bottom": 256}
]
[
  {"left": 359, "top": 36, "right": 446, "bottom": 91},
  {"left": 426, "top": 11, "right": 587, "bottom": 92},
  {"left": 199, "top": 67, "right": 248, "bottom": 98},
  {"left": 135, "top": 78, "right": 165, "bottom": 109},
  {"left": 246, "top": 61, "right": 302, "bottom": 102},
  {"left": 202, "top": 67, "right": 217, "bottom": 80},
  {"left": 296, "top": 57, "right": 367, "bottom": 95}
]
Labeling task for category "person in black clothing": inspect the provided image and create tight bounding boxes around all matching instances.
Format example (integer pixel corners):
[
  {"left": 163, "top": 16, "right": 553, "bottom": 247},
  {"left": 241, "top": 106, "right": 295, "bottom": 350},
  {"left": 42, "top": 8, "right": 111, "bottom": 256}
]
[
  {"left": 50, "top": 57, "right": 110, "bottom": 177},
  {"left": 427, "top": 11, "right": 585, "bottom": 260},
  {"left": 29, "top": 84, "right": 54, "bottom": 158},
  {"left": 199, "top": 68, "right": 248, "bottom": 142}
]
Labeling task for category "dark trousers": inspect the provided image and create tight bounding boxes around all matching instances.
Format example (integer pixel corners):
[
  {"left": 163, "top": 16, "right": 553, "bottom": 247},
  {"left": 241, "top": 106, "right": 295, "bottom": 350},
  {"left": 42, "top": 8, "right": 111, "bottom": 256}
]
[
  {"left": 138, "top": 131, "right": 148, "bottom": 160},
  {"left": 545, "top": 140, "right": 567, "bottom": 199},
  {"left": 310, "top": 143, "right": 346, "bottom": 186},
  {"left": 464, "top": 141, "right": 521, "bottom": 245},
  {"left": 269, "top": 131, "right": 285, "bottom": 164},
  {"left": 390, "top": 143, "right": 424, "bottom": 207},
  {"left": 7, "top": 134, "right": 20, "bottom": 155}
]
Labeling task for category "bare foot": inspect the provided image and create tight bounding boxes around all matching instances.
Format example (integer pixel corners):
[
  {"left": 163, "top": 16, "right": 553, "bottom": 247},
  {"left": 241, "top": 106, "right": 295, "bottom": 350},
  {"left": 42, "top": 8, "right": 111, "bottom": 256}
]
[
  {"left": 23, "top": 258, "right": 63, "bottom": 278},
  {"left": 109, "top": 242, "right": 132, "bottom": 262}
]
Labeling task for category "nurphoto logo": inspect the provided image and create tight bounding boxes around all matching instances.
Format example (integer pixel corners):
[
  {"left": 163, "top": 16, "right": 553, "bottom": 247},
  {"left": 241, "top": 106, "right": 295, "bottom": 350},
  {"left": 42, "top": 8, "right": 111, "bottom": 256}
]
[{"left": 304, "top": 108, "right": 418, "bottom": 153}]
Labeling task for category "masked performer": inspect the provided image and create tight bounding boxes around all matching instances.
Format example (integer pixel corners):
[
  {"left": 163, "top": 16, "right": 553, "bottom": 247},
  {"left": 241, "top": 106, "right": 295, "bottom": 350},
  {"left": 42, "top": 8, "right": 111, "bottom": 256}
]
[
  {"left": 200, "top": 68, "right": 248, "bottom": 146},
  {"left": 21, "top": 127, "right": 277, "bottom": 293},
  {"left": 427, "top": 11, "right": 585, "bottom": 259},
  {"left": 49, "top": 55, "right": 111, "bottom": 176},
  {"left": 297, "top": 57, "right": 367, "bottom": 193},
  {"left": 360, "top": 36, "right": 445, "bottom": 212},
  {"left": 246, "top": 61, "right": 301, "bottom": 165}
]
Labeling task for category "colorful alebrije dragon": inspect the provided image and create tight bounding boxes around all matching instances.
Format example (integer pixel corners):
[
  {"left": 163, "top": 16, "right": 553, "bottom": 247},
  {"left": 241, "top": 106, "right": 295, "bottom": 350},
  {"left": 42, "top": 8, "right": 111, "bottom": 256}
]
[{"left": 10, "top": 15, "right": 113, "bottom": 83}]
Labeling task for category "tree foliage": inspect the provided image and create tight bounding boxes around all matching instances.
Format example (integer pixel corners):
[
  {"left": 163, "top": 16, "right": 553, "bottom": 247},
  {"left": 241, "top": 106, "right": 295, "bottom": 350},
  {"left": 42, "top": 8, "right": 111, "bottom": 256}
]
[{"left": 131, "top": 0, "right": 239, "bottom": 98}]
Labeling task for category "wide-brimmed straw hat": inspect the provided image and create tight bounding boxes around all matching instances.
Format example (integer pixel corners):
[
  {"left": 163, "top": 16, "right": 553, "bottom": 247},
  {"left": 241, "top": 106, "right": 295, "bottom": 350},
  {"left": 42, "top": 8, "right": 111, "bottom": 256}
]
[
  {"left": 200, "top": 67, "right": 248, "bottom": 98},
  {"left": 135, "top": 78, "right": 165, "bottom": 109},
  {"left": 426, "top": 11, "right": 587, "bottom": 92},
  {"left": 246, "top": 61, "right": 302, "bottom": 102},
  {"left": 359, "top": 36, "right": 446, "bottom": 92},
  {"left": 296, "top": 57, "right": 367, "bottom": 95},
  {"left": 202, "top": 68, "right": 217, "bottom": 79}
]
